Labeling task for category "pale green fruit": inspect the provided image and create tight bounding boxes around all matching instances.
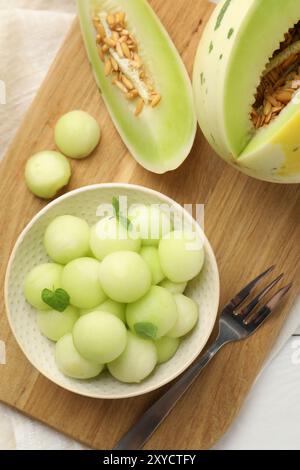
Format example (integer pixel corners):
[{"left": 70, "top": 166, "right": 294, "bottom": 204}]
[
  {"left": 108, "top": 332, "right": 157, "bottom": 384},
  {"left": 25, "top": 151, "right": 71, "bottom": 199},
  {"left": 155, "top": 336, "right": 180, "bottom": 364},
  {"left": 80, "top": 299, "right": 126, "bottom": 323},
  {"left": 193, "top": 0, "right": 300, "bottom": 183},
  {"left": 37, "top": 306, "right": 79, "bottom": 342},
  {"left": 99, "top": 251, "right": 151, "bottom": 303},
  {"left": 90, "top": 217, "right": 141, "bottom": 261},
  {"left": 77, "top": 0, "right": 196, "bottom": 174},
  {"left": 44, "top": 215, "right": 90, "bottom": 265},
  {"left": 129, "top": 204, "right": 172, "bottom": 246},
  {"left": 140, "top": 246, "right": 165, "bottom": 285},
  {"left": 159, "top": 231, "right": 205, "bottom": 283},
  {"left": 126, "top": 286, "right": 178, "bottom": 339},
  {"left": 55, "top": 333, "right": 104, "bottom": 379},
  {"left": 159, "top": 279, "right": 187, "bottom": 295},
  {"left": 168, "top": 294, "right": 199, "bottom": 338},
  {"left": 61, "top": 258, "right": 106, "bottom": 309},
  {"left": 24, "top": 263, "right": 63, "bottom": 310},
  {"left": 55, "top": 110, "right": 101, "bottom": 159},
  {"left": 73, "top": 311, "right": 127, "bottom": 363}
]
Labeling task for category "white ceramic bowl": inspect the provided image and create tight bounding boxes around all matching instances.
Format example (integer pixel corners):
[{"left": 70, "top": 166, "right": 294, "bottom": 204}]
[{"left": 5, "top": 184, "right": 219, "bottom": 399}]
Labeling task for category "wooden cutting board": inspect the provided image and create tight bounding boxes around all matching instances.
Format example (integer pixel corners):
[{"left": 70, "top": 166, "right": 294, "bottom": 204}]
[{"left": 0, "top": 0, "right": 299, "bottom": 450}]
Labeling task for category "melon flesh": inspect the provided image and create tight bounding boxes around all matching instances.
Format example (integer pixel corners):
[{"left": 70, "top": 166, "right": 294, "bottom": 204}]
[
  {"left": 78, "top": 0, "right": 197, "bottom": 174},
  {"left": 193, "top": 0, "right": 300, "bottom": 183}
]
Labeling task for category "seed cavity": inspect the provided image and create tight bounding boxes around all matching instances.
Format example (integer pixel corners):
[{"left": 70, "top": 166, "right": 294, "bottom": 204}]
[
  {"left": 251, "top": 22, "right": 300, "bottom": 129},
  {"left": 92, "top": 11, "right": 161, "bottom": 116}
]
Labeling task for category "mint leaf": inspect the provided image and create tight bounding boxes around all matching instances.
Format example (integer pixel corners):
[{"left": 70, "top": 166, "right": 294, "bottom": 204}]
[
  {"left": 134, "top": 322, "right": 158, "bottom": 340},
  {"left": 112, "top": 196, "right": 131, "bottom": 230},
  {"left": 42, "top": 288, "right": 70, "bottom": 312}
]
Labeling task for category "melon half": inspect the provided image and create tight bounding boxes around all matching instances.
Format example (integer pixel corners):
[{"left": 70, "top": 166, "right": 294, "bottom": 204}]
[{"left": 193, "top": 0, "right": 300, "bottom": 183}]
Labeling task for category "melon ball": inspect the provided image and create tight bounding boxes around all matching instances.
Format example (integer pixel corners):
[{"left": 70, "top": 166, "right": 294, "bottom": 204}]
[
  {"left": 25, "top": 151, "right": 71, "bottom": 199},
  {"left": 90, "top": 216, "right": 141, "bottom": 261},
  {"left": 168, "top": 294, "right": 199, "bottom": 338},
  {"left": 99, "top": 251, "right": 151, "bottom": 303},
  {"left": 107, "top": 332, "right": 157, "bottom": 383},
  {"left": 159, "top": 231, "right": 205, "bottom": 283},
  {"left": 44, "top": 215, "right": 90, "bottom": 265},
  {"left": 80, "top": 299, "right": 126, "bottom": 323},
  {"left": 155, "top": 336, "right": 180, "bottom": 364},
  {"left": 37, "top": 306, "right": 79, "bottom": 342},
  {"left": 24, "top": 263, "right": 63, "bottom": 310},
  {"left": 61, "top": 258, "right": 106, "bottom": 309},
  {"left": 126, "top": 286, "right": 178, "bottom": 339},
  {"left": 73, "top": 311, "right": 127, "bottom": 363},
  {"left": 159, "top": 279, "right": 187, "bottom": 295},
  {"left": 129, "top": 204, "right": 172, "bottom": 246},
  {"left": 54, "top": 110, "right": 101, "bottom": 159},
  {"left": 140, "top": 246, "right": 165, "bottom": 285},
  {"left": 55, "top": 333, "right": 104, "bottom": 380}
]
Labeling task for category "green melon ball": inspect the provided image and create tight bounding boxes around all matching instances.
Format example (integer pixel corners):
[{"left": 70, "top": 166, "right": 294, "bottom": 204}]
[
  {"left": 155, "top": 336, "right": 180, "bottom": 364},
  {"left": 25, "top": 151, "right": 71, "bottom": 200},
  {"left": 54, "top": 110, "right": 101, "bottom": 159},
  {"left": 159, "top": 231, "right": 205, "bottom": 283},
  {"left": 80, "top": 299, "right": 126, "bottom": 323},
  {"left": 90, "top": 216, "right": 141, "bottom": 261},
  {"left": 24, "top": 263, "right": 63, "bottom": 310},
  {"left": 159, "top": 279, "right": 187, "bottom": 295},
  {"left": 55, "top": 333, "right": 104, "bottom": 380},
  {"left": 37, "top": 306, "right": 79, "bottom": 342},
  {"left": 107, "top": 332, "right": 157, "bottom": 383},
  {"left": 129, "top": 204, "right": 173, "bottom": 247},
  {"left": 99, "top": 251, "right": 151, "bottom": 303},
  {"left": 73, "top": 311, "right": 127, "bottom": 363},
  {"left": 140, "top": 246, "right": 165, "bottom": 285},
  {"left": 61, "top": 258, "right": 106, "bottom": 309},
  {"left": 168, "top": 294, "right": 199, "bottom": 338},
  {"left": 126, "top": 286, "right": 178, "bottom": 339},
  {"left": 44, "top": 215, "right": 90, "bottom": 265}
]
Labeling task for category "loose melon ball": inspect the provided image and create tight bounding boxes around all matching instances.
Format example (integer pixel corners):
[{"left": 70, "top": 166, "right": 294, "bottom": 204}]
[
  {"left": 24, "top": 263, "right": 63, "bottom": 310},
  {"left": 73, "top": 311, "right": 127, "bottom": 364},
  {"left": 155, "top": 336, "right": 180, "bottom": 364},
  {"left": 159, "top": 279, "right": 187, "bottom": 295},
  {"left": 55, "top": 333, "right": 104, "bottom": 380},
  {"left": 107, "top": 332, "right": 157, "bottom": 384},
  {"left": 168, "top": 294, "right": 199, "bottom": 338},
  {"left": 159, "top": 231, "right": 205, "bottom": 283},
  {"left": 44, "top": 215, "right": 90, "bottom": 265},
  {"left": 25, "top": 151, "right": 71, "bottom": 199},
  {"left": 54, "top": 110, "right": 101, "bottom": 159},
  {"left": 37, "top": 306, "right": 79, "bottom": 342},
  {"left": 99, "top": 251, "right": 151, "bottom": 303},
  {"left": 80, "top": 299, "right": 126, "bottom": 323},
  {"left": 126, "top": 286, "right": 178, "bottom": 339},
  {"left": 140, "top": 246, "right": 165, "bottom": 285},
  {"left": 90, "top": 216, "right": 141, "bottom": 261},
  {"left": 129, "top": 204, "right": 172, "bottom": 246},
  {"left": 61, "top": 258, "right": 106, "bottom": 309}
]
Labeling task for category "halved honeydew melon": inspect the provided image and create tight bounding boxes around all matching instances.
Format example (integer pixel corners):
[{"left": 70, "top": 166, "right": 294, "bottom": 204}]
[
  {"left": 77, "top": 0, "right": 197, "bottom": 174},
  {"left": 193, "top": 0, "right": 300, "bottom": 183}
]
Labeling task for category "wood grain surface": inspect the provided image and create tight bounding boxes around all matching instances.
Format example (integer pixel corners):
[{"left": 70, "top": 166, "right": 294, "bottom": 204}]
[{"left": 0, "top": 0, "right": 299, "bottom": 450}]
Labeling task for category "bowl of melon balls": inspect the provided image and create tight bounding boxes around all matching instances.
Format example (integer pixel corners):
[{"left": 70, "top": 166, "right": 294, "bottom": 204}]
[{"left": 5, "top": 184, "right": 219, "bottom": 399}]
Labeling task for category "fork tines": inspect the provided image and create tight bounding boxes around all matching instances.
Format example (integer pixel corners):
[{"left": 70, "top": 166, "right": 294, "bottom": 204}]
[{"left": 228, "top": 266, "right": 293, "bottom": 329}]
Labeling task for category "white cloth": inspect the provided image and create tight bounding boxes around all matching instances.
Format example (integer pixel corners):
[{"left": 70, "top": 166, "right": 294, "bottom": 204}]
[{"left": 0, "top": 0, "right": 299, "bottom": 450}]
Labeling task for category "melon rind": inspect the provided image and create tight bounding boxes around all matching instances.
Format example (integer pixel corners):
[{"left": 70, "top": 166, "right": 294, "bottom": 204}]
[
  {"left": 193, "top": 0, "right": 300, "bottom": 183},
  {"left": 77, "top": 0, "right": 197, "bottom": 174}
]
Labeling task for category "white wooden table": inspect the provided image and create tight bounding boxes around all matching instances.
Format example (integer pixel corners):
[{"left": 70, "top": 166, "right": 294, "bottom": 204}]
[{"left": 0, "top": 0, "right": 299, "bottom": 451}]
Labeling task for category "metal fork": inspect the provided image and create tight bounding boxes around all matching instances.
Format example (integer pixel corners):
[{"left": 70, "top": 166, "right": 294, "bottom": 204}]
[{"left": 114, "top": 266, "right": 292, "bottom": 450}]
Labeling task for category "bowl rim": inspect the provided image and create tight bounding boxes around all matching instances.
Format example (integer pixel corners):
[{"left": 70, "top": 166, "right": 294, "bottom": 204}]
[{"left": 5, "top": 183, "right": 220, "bottom": 399}]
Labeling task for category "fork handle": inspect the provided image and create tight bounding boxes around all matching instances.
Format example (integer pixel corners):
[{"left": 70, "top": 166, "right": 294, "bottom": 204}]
[{"left": 114, "top": 336, "right": 225, "bottom": 450}]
